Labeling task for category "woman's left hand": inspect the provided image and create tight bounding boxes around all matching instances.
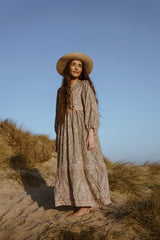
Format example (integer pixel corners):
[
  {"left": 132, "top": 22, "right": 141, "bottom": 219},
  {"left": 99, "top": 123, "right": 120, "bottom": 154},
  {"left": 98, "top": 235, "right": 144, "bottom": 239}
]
[{"left": 86, "top": 128, "right": 95, "bottom": 151}]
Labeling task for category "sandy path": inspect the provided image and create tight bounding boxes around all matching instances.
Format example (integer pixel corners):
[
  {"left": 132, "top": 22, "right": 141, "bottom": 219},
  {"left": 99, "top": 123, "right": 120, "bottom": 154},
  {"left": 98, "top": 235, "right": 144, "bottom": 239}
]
[{"left": 0, "top": 157, "right": 114, "bottom": 240}]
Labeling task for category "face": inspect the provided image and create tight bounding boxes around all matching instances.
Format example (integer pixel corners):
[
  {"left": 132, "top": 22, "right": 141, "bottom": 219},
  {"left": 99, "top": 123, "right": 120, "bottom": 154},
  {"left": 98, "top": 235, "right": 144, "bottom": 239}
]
[{"left": 69, "top": 60, "right": 83, "bottom": 79}]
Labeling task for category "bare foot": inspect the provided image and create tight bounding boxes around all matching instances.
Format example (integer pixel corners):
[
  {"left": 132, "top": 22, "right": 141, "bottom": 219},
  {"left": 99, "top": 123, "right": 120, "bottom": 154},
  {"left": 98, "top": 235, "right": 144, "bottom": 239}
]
[
  {"left": 69, "top": 206, "right": 99, "bottom": 217},
  {"left": 69, "top": 207, "right": 90, "bottom": 216},
  {"left": 88, "top": 206, "right": 99, "bottom": 213}
]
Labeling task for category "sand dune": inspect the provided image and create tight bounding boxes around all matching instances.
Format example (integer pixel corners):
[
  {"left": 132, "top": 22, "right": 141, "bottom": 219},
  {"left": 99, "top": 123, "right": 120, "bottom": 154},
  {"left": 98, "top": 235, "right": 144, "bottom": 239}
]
[{"left": 0, "top": 120, "right": 160, "bottom": 240}]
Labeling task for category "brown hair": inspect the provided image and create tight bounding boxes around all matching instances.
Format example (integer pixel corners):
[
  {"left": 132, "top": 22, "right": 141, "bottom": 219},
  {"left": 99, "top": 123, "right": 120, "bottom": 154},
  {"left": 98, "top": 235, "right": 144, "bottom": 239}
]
[{"left": 58, "top": 60, "right": 98, "bottom": 125}]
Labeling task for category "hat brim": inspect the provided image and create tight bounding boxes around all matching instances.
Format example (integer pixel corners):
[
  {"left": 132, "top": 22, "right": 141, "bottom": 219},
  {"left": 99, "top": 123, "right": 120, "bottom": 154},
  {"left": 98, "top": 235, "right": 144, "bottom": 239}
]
[{"left": 56, "top": 52, "right": 93, "bottom": 76}]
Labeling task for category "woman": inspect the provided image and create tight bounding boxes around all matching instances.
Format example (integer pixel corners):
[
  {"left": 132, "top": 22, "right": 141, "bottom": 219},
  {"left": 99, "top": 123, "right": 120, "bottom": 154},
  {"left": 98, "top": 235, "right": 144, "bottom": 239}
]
[{"left": 54, "top": 52, "right": 111, "bottom": 216}]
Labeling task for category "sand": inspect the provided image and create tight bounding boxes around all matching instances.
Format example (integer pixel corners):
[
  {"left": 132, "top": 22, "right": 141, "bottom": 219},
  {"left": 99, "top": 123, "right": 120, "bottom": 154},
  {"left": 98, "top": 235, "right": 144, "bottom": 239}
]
[{"left": 0, "top": 157, "right": 113, "bottom": 240}]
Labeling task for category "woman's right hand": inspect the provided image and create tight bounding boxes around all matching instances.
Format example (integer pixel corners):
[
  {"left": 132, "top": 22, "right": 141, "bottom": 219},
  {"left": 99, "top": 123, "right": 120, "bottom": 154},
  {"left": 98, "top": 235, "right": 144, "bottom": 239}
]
[{"left": 86, "top": 128, "right": 95, "bottom": 151}]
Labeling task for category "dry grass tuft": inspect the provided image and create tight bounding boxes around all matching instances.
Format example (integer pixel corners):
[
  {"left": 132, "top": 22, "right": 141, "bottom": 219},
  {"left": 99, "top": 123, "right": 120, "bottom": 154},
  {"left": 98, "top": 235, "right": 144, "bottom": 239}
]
[
  {"left": 108, "top": 161, "right": 153, "bottom": 198},
  {"left": 0, "top": 118, "right": 55, "bottom": 169},
  {"left": 104, "top": 186, "right": 160, "bottom": 240}
]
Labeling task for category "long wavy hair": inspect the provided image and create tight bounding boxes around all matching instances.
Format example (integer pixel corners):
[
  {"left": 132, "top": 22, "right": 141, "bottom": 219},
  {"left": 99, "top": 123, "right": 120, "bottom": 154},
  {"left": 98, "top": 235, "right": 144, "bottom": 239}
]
[{"left": 58, "top": 60, "right": 98, "bottom": 126}]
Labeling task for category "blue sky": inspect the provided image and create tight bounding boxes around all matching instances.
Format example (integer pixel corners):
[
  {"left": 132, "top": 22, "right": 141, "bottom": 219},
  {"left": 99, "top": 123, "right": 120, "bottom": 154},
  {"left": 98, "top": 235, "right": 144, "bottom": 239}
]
[{"left": 0, "top": 0, "right": 160, "bottom": 164}]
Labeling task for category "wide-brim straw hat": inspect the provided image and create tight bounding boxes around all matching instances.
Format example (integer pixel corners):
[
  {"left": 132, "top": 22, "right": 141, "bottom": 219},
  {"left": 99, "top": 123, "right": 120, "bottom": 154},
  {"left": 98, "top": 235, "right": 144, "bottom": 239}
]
[{"left": 56, "top": 52, "right": 93, "bottom": 76}]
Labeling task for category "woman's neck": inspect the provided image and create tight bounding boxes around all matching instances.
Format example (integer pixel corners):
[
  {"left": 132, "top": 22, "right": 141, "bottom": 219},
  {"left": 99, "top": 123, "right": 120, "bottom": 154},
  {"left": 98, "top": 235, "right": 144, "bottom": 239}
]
[{"left": 70, "top": 78, "right": 79, "bottom": 86}]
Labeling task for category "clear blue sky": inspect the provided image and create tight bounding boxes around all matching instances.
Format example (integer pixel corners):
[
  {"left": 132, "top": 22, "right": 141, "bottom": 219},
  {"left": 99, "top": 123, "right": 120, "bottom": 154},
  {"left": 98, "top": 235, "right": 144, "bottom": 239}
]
[{"left": 0, "top": 0, "right": 160, "bottom": 164}]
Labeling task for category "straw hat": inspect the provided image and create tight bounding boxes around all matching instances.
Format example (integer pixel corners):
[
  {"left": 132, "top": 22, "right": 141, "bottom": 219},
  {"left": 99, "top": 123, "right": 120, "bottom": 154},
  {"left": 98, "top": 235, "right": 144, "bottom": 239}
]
[{"left": 56, "top": 52, "right": 93, "bottom": 76}]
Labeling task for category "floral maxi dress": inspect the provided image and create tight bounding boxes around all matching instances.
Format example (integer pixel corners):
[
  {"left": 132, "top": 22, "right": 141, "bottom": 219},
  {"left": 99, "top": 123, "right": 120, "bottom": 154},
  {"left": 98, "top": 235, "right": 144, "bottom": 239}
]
[{"left": 54, "top": 80, "right": 111, "bottom": 207}]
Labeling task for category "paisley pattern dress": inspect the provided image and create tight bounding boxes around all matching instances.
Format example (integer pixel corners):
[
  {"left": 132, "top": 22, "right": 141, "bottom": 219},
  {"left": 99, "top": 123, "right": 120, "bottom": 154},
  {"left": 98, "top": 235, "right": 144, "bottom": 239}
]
[{"left": 54, "top": 79, "right": 111, "bottom": 207}]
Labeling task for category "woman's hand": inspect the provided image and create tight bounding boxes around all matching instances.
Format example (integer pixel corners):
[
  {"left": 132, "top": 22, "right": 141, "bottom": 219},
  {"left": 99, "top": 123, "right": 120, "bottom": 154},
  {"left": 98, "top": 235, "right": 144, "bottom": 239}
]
[{"left": 86, "top": 128, "right": 95, "bottom": 151}]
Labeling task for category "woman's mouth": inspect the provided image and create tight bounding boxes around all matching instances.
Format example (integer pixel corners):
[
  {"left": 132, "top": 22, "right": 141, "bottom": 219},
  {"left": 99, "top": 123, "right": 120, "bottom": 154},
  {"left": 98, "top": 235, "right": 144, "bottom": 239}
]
[{"left": 73, "top": 71, "right": 79, "bottom": 73}]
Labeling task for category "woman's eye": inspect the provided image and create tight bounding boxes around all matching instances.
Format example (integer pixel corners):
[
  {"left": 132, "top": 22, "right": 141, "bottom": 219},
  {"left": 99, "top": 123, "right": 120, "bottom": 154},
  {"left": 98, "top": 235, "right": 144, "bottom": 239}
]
[{"left": 71, "top": 63, "right": 82, "bottom": 67}]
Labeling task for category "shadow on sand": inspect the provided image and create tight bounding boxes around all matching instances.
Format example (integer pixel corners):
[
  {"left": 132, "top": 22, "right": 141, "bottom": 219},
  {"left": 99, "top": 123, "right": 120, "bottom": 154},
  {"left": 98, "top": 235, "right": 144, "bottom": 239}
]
[
  {"left": 9, "top": 154, "right": 78, "bottom": 213},
  {"left": 9, "top": 154, "right": 55, "bottom": 210}
]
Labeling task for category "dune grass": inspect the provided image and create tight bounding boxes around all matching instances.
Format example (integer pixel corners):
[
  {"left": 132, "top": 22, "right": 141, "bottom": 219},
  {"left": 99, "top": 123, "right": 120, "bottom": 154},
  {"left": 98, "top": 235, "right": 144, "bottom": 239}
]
[
  {"left": 0, "top": 119, "right": 56, "bottom": 186},
  {"left": 0, "top": 118, "right": 55, "bottom": 169}
]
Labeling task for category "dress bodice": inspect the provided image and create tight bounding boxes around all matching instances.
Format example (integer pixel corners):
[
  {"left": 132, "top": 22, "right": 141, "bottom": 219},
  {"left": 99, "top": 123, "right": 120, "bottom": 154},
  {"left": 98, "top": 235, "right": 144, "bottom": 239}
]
[{"left": 70, "top": 80, "right": 84, "bottom": 111}]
